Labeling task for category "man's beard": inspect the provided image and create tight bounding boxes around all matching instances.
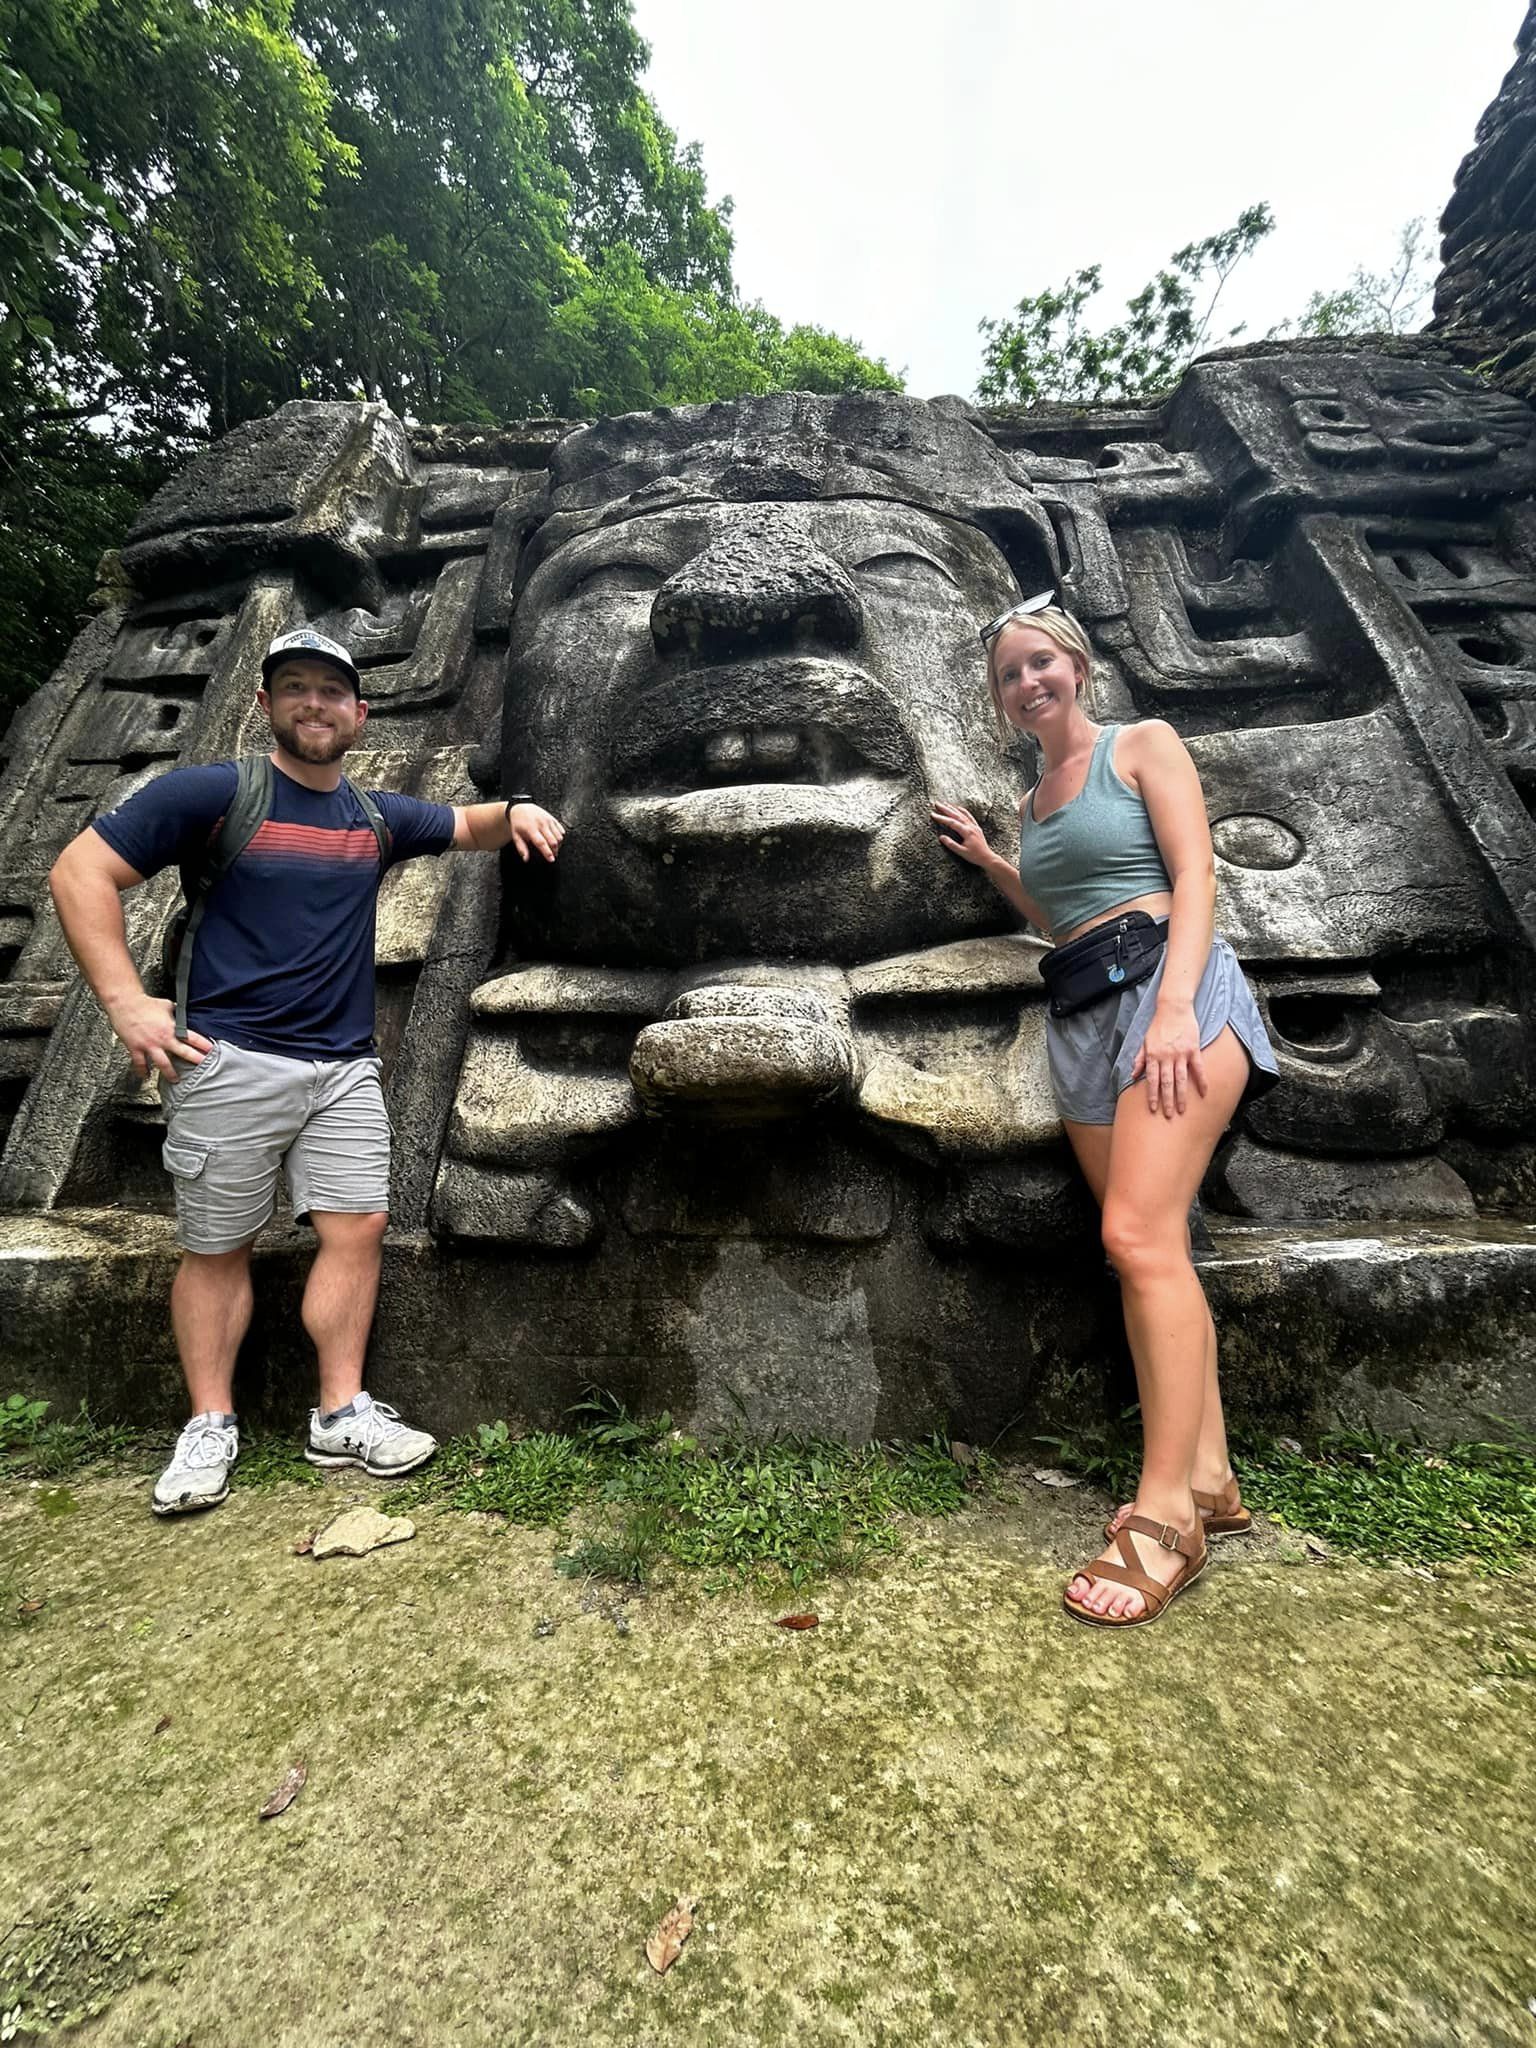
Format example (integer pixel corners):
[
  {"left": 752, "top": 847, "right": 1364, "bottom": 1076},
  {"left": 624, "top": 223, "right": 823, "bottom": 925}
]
[{"left": 270, "top": 709, "right": 353, "bottom": 765}]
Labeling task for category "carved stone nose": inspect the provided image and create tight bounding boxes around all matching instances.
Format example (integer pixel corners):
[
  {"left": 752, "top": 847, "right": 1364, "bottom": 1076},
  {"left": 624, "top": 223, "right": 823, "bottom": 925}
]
[
  {"left": 650, "top": 518, "right": 862, "bottom": 658},
  {"left": 629, "top": 985, "right": 852, "bottom": 1124}
]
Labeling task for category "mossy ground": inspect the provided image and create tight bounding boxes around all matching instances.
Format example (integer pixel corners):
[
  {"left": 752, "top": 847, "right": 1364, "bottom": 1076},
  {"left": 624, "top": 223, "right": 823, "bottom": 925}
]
[{"left": 4, "top": 1468, "right": 1536, "bottom": 2047}]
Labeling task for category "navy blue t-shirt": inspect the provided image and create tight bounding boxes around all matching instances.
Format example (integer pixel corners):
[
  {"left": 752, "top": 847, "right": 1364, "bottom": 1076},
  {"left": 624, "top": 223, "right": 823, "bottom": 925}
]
[{"left": 93, "top": 761, "right": 455, "bottom": 1060}]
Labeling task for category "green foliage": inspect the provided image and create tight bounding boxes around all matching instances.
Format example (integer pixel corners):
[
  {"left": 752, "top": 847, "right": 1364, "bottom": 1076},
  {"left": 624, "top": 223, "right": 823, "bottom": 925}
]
[
  {"left": 7, "top": 0, "right": 355, "bottom": 437},
  {"left": 1239, "top": 1426, "right": 1536, "bottom": 1574},
  {"left": 0, "top": 1394, "right": 137, "bottom": 1476},
  {"left": 232, "top": 1435, "right": 324, "bottom": 1490},
  {"left": 1038, "top": 1411, "right": 1536, "bottom": 1574},
  {"left": 977, "top": 203, "right": 1275, "bottom": 406},
  {"left": 1281, "top": 217, "right": 1435, "bottom": 339},
  {"left": 0, "top": 1887, "right": 183, "bottom": 2038},
  {"left": 1, "top": 0, "right": 898, "bottom": 715},
  {"left": 565, "top": 1384, "right": 677, "bottom": 1449},
  {"left": 0, "top": 56, "right": 124, "bottom": 357},
  {"left": 393, "top": 1428, "right": 597, "bottom": 1524},
  {"left": 0, "top": 1392, "right": 49, "bottom": 1451},
  {"left": 388, "top": 1410, "right": 975, "bottom": 1588},
  {"left": 555, "top": 1502, "right": 670, "bottom": 1586}
]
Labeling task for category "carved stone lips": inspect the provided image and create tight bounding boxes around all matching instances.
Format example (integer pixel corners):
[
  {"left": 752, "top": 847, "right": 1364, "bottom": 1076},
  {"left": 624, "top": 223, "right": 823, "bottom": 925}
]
[{"left": 611, "top": 657, "right": 912, "bottom": 847}]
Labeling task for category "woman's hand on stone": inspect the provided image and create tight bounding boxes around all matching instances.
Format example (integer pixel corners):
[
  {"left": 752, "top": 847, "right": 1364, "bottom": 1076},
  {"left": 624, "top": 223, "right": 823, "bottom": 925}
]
[
  {"left": 930, "top": 801, "right": 994, "bottom": 869},
  {"left": 1130, "top": 999, "right": 1206, "bottom": 1117}
]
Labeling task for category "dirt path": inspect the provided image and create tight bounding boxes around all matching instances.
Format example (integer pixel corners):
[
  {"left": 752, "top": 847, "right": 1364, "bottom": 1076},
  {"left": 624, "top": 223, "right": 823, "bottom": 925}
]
[{"left": 4, "top": 1472, "right": 1534, "bottom": 2046}]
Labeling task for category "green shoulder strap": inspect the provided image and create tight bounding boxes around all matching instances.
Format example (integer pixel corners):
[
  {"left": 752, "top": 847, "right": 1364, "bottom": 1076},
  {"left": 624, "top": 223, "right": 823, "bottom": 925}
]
[
  {"left": 174, "top": 755, "right": 272, "bottom": 1037},
  {"left": 341, "top": 776, "right": 392, "bottom": 870}
]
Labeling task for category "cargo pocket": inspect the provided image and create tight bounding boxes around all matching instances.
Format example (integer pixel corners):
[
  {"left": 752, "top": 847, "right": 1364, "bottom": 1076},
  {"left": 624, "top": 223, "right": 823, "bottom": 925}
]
[{"left": 161, "top": 1137, "right": 212, "bottom": 1182}]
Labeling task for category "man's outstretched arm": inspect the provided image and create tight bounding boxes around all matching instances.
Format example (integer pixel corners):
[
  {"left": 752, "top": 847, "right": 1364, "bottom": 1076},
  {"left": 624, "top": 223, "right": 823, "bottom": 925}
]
[
  {"left": 48, "top": 830, "right": 213, "bottom": 1079},
  {"left": 451, "top": 800, "right": 565, "bottom": 861}
]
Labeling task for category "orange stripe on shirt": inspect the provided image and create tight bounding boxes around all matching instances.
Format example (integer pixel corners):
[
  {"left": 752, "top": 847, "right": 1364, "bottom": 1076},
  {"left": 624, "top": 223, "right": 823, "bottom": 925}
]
[{"left": 247, "top": 822, "right": 381, "bottom": 861}]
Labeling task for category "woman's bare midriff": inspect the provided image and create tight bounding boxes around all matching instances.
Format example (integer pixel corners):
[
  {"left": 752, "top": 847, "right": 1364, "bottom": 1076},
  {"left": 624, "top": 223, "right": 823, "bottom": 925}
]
[{"left": 1051, "top": 890, "right": 1173, "bottom": 947}]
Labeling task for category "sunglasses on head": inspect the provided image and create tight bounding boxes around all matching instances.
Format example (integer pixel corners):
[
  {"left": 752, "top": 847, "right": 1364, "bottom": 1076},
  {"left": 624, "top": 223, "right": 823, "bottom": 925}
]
[{"left": 979, "top": 590, "right": 1059, "bottom": 649}]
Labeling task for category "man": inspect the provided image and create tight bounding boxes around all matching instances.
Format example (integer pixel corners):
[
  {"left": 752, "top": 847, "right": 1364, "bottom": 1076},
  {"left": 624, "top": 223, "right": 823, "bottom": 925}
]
[{"left": 48, "top": 626, "right": 564, "bottom": 1515}]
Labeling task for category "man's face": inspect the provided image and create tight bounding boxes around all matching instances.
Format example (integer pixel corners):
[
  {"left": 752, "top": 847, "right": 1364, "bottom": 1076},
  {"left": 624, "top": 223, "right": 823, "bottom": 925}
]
[
  {"left": 259, "top": 659, "right": 366, "bottom": 765},
  {"left": 506, "top": 498, "right": 1029, "bottom": 965}
]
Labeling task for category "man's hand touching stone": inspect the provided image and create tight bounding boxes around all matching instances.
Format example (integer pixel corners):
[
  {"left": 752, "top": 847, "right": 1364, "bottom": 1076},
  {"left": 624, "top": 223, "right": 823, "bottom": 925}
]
[{"left": 507, "top": 803, "right": 566, "bottom": 863}]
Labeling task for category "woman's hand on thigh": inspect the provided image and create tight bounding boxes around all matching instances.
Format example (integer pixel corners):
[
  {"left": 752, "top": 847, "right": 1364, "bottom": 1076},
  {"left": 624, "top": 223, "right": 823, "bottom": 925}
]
[{"left": 1130, "top": 998, "right": 1207, "bottom": 1117}]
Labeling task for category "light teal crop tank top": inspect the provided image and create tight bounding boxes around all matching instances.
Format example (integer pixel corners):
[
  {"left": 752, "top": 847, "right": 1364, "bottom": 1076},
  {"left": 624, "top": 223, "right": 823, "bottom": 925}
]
[{"left": 1018, "top": 724, "right": 1172, "bottom": 938}]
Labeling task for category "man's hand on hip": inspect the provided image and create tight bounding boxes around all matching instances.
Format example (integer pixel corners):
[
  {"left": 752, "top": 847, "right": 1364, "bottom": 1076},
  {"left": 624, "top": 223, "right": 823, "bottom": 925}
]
[{"left": 108, "top": 992, "right": 214, "bottom": 1081}]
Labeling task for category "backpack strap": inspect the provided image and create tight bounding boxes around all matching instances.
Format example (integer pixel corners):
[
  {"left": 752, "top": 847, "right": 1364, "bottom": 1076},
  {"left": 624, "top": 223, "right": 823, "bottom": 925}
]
[
  {"left": 341, "top": 777, "right": 392, "bottom": 870},
  {"left": 173, "top": 755, "right": 273, "bottom": 1037}
]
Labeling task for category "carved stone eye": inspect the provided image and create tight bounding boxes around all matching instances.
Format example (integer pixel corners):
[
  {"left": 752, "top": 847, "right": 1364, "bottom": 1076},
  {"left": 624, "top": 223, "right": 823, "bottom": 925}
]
[{"left": 1209, "top": 813, "right": 1305, "bottom": 870}]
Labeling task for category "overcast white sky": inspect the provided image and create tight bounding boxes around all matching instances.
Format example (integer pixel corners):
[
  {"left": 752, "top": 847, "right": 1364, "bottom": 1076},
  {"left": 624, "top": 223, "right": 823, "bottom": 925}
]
[{"left": 631, "top": 0, "right": 1523, "bottom": 398}]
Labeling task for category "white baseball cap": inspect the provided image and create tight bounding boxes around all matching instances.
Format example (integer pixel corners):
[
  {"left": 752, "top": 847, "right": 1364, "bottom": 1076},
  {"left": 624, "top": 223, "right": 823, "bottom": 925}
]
[{"left": 261, "top": 628, "right": 361, "bottom": 694}]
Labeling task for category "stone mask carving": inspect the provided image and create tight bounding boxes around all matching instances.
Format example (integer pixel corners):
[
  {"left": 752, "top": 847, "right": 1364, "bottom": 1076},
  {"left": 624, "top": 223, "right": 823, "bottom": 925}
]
[{"left": 501, "top": 392, "right": 1059, "bottom": 966}]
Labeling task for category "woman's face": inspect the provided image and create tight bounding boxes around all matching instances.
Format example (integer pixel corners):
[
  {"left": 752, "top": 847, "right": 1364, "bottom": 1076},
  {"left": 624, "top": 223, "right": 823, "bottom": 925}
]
[{"left": 992, "top": 623, "right": 1083, "bottom": 732}]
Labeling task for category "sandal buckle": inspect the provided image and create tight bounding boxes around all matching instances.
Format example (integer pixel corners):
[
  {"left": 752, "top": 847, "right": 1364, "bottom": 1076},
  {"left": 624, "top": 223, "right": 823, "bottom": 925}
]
[{"left": 1155, "top": 1522, "right": 1180, "bottom": 1551}]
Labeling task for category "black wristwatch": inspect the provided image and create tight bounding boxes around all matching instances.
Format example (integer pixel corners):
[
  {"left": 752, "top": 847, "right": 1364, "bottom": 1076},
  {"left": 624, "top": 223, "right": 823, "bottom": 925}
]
[{"left": 503, "top": 794, "right": 534, "bottom": 824}]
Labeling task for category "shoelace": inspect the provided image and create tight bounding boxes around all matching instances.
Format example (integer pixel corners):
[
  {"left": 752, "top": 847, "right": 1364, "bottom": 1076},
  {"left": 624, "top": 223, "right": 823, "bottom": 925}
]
[
  {"left": 173, "top": 1422, "right": 236, "bottom": 1470},
  {"left": 345, "top": 1401, "right": 407, "bottom": 1449}
]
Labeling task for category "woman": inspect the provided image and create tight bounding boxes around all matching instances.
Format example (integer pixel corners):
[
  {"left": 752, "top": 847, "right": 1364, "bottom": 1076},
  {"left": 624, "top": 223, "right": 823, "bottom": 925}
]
[{"left": 932, "top": 595, "right": 1277, "bottom": 1628}]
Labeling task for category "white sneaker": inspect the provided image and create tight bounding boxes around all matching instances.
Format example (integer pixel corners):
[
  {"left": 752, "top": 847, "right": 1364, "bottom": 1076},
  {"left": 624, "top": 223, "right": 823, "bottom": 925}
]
[
  {"left": 152, "top": 1416, "right": 239, "bottom": 1516},
  {"left": 305, "top": 1393, "right": 436, "bottom": 1477}
]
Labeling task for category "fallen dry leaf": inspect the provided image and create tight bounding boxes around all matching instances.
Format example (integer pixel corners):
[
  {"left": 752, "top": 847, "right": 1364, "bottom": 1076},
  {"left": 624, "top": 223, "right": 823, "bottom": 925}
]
[
  {"left": 949, "top": 1440, "right": 977, "bottom": 1470},
  {"left": 153, "top": 1714, "right": 173, "bottom": 1736},
  {"left": 1303, "top": 1534, "right": 1330, "bottom": 1559},
  {"left": 258, "top": 1763, "right": 307, "bottom": 1820},
  {"left": 18, "top": 1597, "right": 45, "bottom": 1618},
  {"left": 775, "top": 1613, "right": 819, "bottom": 1630},
  {"left": 292, "top": 1532, "right": 314, "bottom": 1556},
  {"left": 645, "top": 1896, "right": 696, "bottom": 1974},
  {"left": 1030, "top": 1467, "right": 1083, "bottom": 1490}
]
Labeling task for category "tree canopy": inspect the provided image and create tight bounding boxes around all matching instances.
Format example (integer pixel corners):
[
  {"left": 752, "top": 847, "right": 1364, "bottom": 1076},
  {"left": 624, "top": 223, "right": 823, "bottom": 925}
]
[
  {"left": 0, "top": 0, "right": 898, "bottom": 716},
  {"left": 975, "top": 207, "right": 1436, "bottom": 410}
]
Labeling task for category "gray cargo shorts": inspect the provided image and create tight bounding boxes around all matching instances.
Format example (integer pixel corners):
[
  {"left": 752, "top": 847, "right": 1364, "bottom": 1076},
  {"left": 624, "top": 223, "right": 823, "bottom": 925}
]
[
  {"left": 158, "top": 1039, "right": 391, "bottom": 1254},
  {"left": 1046, "top": 933, "right": 1279, "bottom": 1127}
]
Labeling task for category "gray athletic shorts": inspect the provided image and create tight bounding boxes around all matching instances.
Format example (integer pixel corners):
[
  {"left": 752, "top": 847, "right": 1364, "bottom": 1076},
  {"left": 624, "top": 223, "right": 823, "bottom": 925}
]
[
  {"left": 158, "top": 1039, "right": 391, "bottom": 1254},
  {"left": 1046, "top": 932, "right": 1279, "bottom": 1127}
]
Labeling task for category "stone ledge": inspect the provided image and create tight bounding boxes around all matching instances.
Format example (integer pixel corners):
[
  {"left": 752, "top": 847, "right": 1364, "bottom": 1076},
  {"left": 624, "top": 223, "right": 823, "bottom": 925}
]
[{"left": 1, "top": 1211, "right": 1532, "bottom": 1445}]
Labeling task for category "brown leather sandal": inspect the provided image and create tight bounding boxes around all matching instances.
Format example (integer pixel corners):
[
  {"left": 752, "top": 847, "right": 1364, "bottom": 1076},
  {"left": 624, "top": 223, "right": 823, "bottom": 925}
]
[
  {"left": 1193, "top": 1477, "right": 1254, "bottom": 1539},
  {"left": 1064, "top": 1514, "right": 1208, "bottom": 1629},
  {"left": 1105, "top": 1474, "right": 1254, "bottom": 1543}
]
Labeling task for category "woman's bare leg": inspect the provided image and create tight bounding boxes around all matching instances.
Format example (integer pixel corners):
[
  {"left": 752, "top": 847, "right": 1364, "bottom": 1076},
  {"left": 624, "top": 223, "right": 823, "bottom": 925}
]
[
  {"left": 1067, "top": 1127, "right": 1239, "bottom": 1537},
  {"left": 1067, "top": 1028, "right": 1251, "bottom": 1619}
]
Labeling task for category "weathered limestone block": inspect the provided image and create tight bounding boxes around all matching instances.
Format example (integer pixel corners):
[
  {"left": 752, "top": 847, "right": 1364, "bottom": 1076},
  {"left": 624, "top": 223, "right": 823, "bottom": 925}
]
[
  {"left": 1432, "top": 5, "right": 1536, "bottom": 399},
  {"left": 121, "top": 402, "right": 414, "bottom": 604},
  {"left": 631, "top": 988, "right": 852, "bottom": 1122},
  {"left": 1214, "top": 1136, "right": 1477, "bottom": 1223}
]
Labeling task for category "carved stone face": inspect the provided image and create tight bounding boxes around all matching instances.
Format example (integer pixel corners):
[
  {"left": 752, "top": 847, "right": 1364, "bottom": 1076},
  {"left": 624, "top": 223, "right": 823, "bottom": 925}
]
[{"left": 505, "top": 496, "right": 1026, "bottom": 965}]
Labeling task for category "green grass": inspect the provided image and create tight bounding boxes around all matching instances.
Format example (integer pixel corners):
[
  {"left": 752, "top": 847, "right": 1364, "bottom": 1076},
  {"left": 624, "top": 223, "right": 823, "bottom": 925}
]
[
  {"left": 1239, "top": 1427, "right": 1536, "bottom": 1574},
  {"left": 1035, "top": 1413, "right": 1536, "bottom": 1575},
  {"left": 385, "top": 1408, "right": 977, "bottom": 1590},
  {"left": 0, "top": 1397, "right": 141, "bottom": 1480},
  {"left": 22, "top": 1379, "right": 1534, "bottom": 1582}
]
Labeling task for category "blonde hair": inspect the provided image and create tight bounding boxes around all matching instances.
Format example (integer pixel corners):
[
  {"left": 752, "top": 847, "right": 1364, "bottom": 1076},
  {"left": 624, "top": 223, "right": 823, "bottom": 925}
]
[{"left": 984, "top": 604, "right": 1093, "bottom": 746}]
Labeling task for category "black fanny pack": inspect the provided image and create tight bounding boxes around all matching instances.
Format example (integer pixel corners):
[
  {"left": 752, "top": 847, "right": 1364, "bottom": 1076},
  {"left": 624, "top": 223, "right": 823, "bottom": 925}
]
[{"left": 1039, "top": 912, "right": 1168, "bottom": 1018}]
